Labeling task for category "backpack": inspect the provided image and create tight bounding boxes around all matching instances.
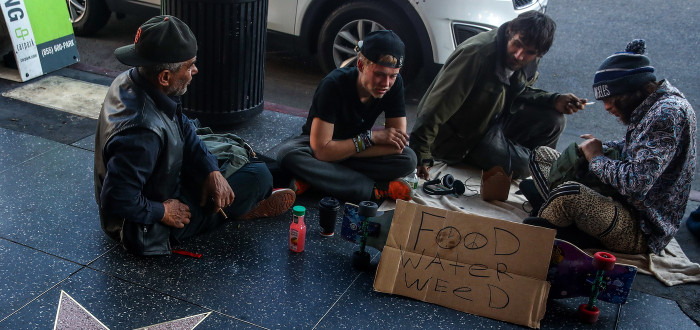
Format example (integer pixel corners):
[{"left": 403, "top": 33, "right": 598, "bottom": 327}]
[{"left": 196, "top": 127, "right": 254, "bottom": 179}]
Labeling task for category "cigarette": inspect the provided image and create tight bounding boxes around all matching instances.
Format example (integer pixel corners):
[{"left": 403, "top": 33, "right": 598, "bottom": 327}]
[
  {"left": 218, "top": 208, "right": 228, "bottom": 219},
  {"left": 584, "top": 102, "right": 595, "bottom": 105}
]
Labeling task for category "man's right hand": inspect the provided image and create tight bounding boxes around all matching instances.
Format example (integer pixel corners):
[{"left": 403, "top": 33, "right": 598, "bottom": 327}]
[
  {"left": 417, "top": 165, "right": 430, "bottom": 180},
  {"left": 371, "top": 127, "right": 409, "bottom": 150},
  {"left": 162, "top": 199, "right": 191, "bottom": 228}
]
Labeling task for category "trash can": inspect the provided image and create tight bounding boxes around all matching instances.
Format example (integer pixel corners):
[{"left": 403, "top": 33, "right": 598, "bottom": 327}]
[{"left": 162, "top": 0, "right": 267, "bottom": 126}]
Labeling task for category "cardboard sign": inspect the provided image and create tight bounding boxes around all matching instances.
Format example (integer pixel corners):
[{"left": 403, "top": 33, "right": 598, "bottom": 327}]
[
  {"left": 374, "top": 200, "right": 555, "bottom": 328},
  {"left": 1, "top": 0, "right": 79, "bottom": 81}
]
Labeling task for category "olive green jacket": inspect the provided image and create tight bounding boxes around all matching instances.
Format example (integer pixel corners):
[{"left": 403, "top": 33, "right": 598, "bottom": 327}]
[{"left": 410, "top": 23, "right": 559, "bottom": 165}]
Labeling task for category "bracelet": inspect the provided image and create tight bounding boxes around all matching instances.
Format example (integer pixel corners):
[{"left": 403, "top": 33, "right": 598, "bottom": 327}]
[
  {"left": 352, "top": 136, "right": 361, "bottom": 153},
  {"left": 361, "top": 130, "right": 373, "bottom": 149}
]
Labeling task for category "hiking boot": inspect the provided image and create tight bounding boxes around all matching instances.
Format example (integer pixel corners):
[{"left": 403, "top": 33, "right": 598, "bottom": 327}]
[
  {"left": 374, "top": 180, "right": 412, "bottom": 201},
  {"left": 239, "top": 188, "right": 296, "bottom": 220}
]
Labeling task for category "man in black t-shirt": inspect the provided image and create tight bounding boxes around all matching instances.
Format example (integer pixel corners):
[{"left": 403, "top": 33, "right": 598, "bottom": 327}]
[{"left": 277, "top": 30, "right": 417, "bottom": 202}]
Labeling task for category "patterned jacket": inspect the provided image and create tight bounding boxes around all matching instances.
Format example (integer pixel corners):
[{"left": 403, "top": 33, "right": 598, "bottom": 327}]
[{"left": 589, "top": 80, "right": 696, "bottom": 254}]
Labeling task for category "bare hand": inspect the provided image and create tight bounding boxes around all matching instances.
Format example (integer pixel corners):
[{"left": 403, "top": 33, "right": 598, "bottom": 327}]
[
  {"left": 200, "top": 171, "right": 235, "bottom": 212},
  {"left": 554, "top": 93, "right": 588, "bottom": 115},
  {"left": 579, "top": 134, "right": 603, "bottom": 161},
  {"left": 371, "top": 127, "right": 409, "bottom": 150},
  {"left": 162, "top": 199, "right": 191, "bottom": 228},
  {"left": 417, "top": 165, "right": 430, "bottom": 180}
]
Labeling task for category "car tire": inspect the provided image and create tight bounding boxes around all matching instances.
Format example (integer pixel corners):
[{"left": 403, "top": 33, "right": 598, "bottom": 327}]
[
  {"left": 317, "top": 1, "right": 422, "bottom": 82},
  {"left": 66, "top": 0, "right": 111, "bottom": 36}
]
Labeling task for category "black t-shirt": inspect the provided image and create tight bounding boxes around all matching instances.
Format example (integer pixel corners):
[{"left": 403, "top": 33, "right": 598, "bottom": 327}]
[{"left": 301, "top": 67, "right": 406, "bottom": 140}]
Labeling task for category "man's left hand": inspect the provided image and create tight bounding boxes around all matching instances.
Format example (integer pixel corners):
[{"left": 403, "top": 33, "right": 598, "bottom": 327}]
[
  {"left": 579, "top": 134, "right": 604, "bottom": 161},
  {"left": 200, "top": 171, "right": 235, "bottom": 211},
  {"left": 554, "top": 93, "right": 588, "bottom": 114}
]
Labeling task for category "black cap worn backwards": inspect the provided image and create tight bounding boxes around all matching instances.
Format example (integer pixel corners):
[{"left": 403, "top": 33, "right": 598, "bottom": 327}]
[
  {"left": 357, "top": 30, "right": 405, "bottom": 68},
  {"left": 114, "top": 15, "right": 197, "bottom": 67}
]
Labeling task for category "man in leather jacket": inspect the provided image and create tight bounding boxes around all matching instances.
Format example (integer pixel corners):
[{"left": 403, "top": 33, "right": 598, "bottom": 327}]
[{"left": 94, "top": 15, "right": 295, "bottom": 255}]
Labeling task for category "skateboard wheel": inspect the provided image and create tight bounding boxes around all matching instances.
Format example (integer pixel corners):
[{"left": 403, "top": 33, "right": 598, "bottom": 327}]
[
  {"left": 352, "top": 251, "right": 371, "bottom": 270},
  {"left": 359, "top": 201, "right": 378, "bottom": 217},
  {"left": 593, "top": 252, "right": 616, "bottom": 271},
  {"left": 577, "top": 303, "right": 600, "bottom": 323}
]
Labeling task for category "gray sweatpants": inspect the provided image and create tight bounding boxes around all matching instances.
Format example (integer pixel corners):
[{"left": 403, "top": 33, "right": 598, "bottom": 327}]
[{"left": 277, "top": 135, "right": 417, "bottom": 202}]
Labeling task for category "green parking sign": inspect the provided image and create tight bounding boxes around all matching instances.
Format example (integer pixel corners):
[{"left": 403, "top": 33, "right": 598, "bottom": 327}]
[{"left": 1, "top": 0, "right": 79, "bottom": 81}]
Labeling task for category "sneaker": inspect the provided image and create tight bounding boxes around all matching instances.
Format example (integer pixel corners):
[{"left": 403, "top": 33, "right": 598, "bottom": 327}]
[
  {"left": 239, "top": 188, "right": 296, "bottom": 220},
  {"left": 519, "top": 179, "right": 545, "bottom": 216},
  {"left": 291, "top": 179, "right": 310, "bottom": 195},
  {"left": 374, "top": 180, "right": 412, "bottom": 201}
]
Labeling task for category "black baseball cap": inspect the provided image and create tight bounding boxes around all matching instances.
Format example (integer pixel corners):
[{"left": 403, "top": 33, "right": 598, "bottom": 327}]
[
  {"left": 114, "top": 15, "right": 197, "bottom": 67},
  {"left": 358, "top": 30, "right": 405, "bottom": 68}
]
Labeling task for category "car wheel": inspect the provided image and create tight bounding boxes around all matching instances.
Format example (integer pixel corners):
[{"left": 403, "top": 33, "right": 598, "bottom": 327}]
[
  {"left": 66, "top": 0, "right": 111, "bottom": 36},
  {"left": 317, "top": 2, "right": 422, "bottom": 82}
]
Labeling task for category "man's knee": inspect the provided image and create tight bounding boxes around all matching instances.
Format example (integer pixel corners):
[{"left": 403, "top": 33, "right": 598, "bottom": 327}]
[
  {"left": 398, "top": 147, "right": 418, "bottom": 174},
  {"left": 539, "top": 181, "right": 584, "bottom": 226},
  {"left": 550, "top": 111, "right": 566, "bottom": 136},
  {"left": 230, "top": 162, "right": 273, "bottom": 196},
  {"left": 277, "top": 144, "right": 314, "bottom": 169},
  {"left": 276, "top": 137, "right": 311, "bottom": 163},
  {"left": 507, "top": 105, "right": 566, "bottom": 149}
]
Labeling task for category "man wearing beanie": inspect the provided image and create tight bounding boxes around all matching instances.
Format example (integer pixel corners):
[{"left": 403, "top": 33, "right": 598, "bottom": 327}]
[
  {"left": 410, "top": 11, "right": 587, "bottom": 180},
  {"left": 277, "top": 30, "right": 417, "bottom": 202},
  {"left": 528, "top": 39, "right": 696, "bottom": 254},
  {"left": 94, "top": 15, "right": 295, "bottom": 256}
]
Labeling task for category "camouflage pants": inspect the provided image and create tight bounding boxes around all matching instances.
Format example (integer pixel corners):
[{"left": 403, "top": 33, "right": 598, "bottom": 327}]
[{"left": 530, "top": 147, "right": 648, "bottom": 254}]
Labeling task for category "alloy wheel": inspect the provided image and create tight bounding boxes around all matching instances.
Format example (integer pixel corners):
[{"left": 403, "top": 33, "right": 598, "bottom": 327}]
[
  {"left": 66, "top": 0, "right": 87, "bottom": 23},
  {"left": 331, "top": 19, "right": 386, "bottom": 68}
]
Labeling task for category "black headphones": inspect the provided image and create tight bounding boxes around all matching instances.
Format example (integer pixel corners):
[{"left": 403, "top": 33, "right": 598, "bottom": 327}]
[{"left": 422, "top": 174, "right": 466, "bottom": 196}]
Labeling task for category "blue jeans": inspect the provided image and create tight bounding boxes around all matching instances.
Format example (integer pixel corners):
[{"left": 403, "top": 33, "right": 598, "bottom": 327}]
[{"left": 171, "top": 162, "right": 272, "bottom": 242}]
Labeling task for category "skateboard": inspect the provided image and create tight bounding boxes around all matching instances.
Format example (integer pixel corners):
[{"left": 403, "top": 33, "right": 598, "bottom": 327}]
[
  {"left": 548, "top": 239, "right": 637, "bottom": 323},
  {"left": 340, "top": 202, "right": 395, "bottom": 269}
]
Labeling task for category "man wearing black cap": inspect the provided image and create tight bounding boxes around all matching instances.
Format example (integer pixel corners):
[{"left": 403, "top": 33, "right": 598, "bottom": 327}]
[
  {"left": 527, "top": 40, "right": 696, "bottom": 254},
  {"left": 277, "top": 30, "right": 417, "bottom": 202},
  {"left": 410, "top": 11, "right": 587, "bottom": 180},
  {"left": 94, "top": 15, "right": 295, "bottom": 255}
]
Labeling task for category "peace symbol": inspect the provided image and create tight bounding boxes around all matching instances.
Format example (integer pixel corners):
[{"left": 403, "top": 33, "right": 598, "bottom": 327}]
[{"left": 463, "top": 232, "right": 488, "bottom": 250}]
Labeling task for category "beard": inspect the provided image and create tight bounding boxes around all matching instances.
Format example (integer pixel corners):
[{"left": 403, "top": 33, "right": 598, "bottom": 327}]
[
  {"left": 506, "top": 55, "right": 524, "bottom": 70},
  {"left": 617, "top": 107, "right": 634, "bottom": 125},
  {"left": 167, "top": 82, "right": 188, "bottom": 97},
  {"left": 613, "top": 93, "right": 647, "bottom": 125}
]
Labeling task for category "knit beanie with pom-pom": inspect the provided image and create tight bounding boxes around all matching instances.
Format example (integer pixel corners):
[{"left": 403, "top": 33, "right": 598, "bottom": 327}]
[{"left": 592, "top": 39, "right": 656, "bottom": 100}]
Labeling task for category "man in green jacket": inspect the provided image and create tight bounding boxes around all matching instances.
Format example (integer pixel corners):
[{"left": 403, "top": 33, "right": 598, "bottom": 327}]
[{"left": 410, "top": 11, "right": 587, "bottom": 179}]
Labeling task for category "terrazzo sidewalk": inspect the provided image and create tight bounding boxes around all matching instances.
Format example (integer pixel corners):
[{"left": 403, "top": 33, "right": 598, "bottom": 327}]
[{"left": 0, "top": 67, "right": 698, "bottom": 329}]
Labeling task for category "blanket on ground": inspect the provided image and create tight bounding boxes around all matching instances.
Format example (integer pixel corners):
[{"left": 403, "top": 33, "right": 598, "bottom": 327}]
[{"left": 380, "top": 162, "right": 700, "bottom": 286}]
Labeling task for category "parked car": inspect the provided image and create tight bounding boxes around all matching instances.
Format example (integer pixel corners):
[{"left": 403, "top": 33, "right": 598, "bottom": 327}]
[{"left": 66, "top": 0, "right": 548, "bottom": 79}]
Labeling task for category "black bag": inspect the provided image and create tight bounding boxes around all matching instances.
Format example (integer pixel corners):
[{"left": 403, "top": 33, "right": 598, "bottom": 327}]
[{"left": 120, "top": 220, "right": 172, "bottom": 256}]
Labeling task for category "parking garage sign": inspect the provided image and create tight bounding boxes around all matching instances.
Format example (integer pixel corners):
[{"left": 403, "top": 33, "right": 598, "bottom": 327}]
[{"left": 1, "top": 0, "right": 79, "bottom": 81}]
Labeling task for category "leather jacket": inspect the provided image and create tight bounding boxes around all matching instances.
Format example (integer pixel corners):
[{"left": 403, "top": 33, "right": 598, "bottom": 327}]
[{"left": 94, "top": 69, "right": 184, "bottom": 241}]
